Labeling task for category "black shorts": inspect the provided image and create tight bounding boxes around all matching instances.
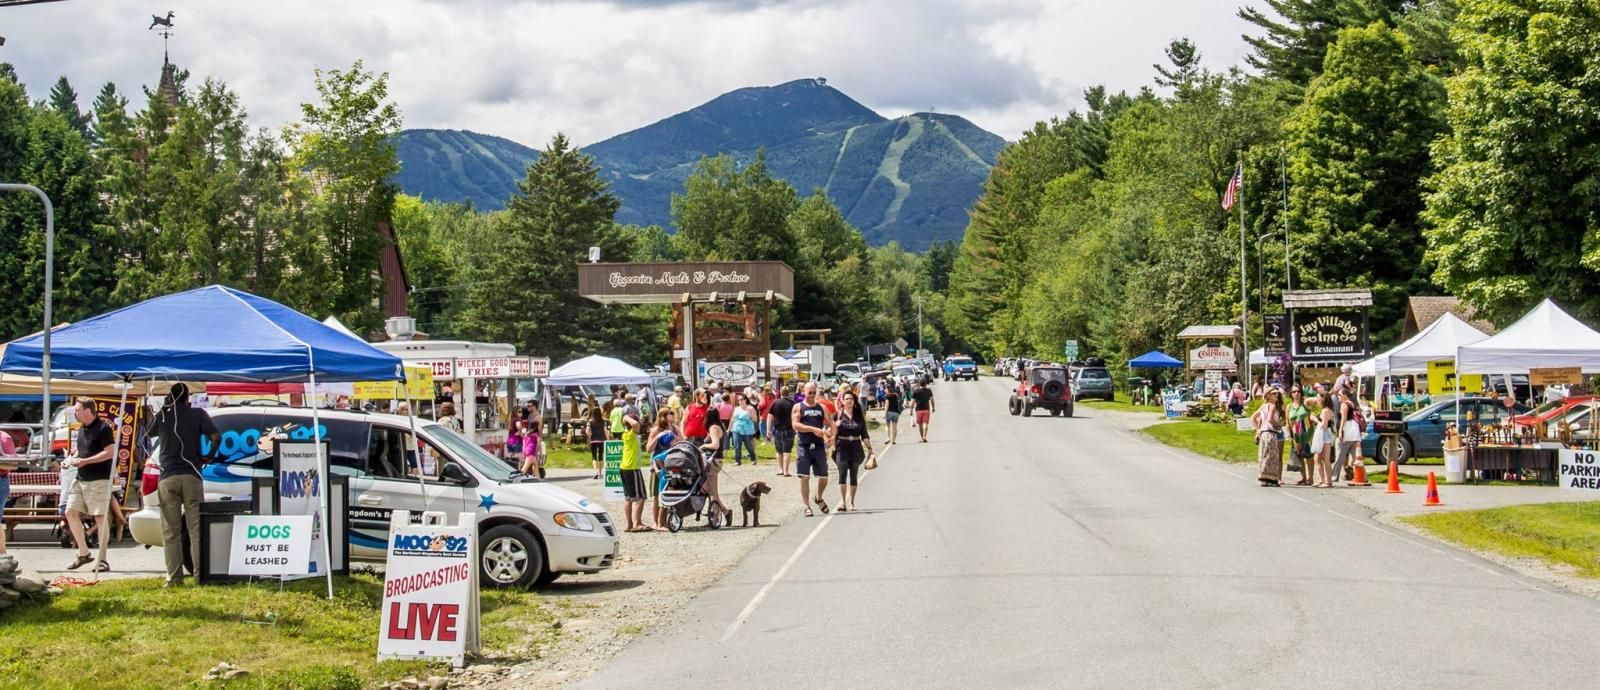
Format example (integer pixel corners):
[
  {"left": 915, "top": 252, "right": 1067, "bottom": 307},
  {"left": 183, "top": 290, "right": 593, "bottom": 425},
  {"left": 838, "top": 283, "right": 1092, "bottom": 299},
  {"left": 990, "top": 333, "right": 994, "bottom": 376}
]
[
  {"left": 796, "top": 439, "right": 828, "bottom": 477},
  {"left": 773, "top": 429, "right": 796, "bottom": 453},
  {"left": 621, "top": 469, "right": 646, "bottom": 501}
]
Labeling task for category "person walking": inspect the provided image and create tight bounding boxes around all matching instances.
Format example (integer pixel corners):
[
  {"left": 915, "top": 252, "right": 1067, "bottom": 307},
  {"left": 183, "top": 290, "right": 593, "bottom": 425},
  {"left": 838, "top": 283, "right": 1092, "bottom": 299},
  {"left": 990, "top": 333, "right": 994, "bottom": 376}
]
[
  {"left": 767, "top": 383, "right": 796, "bottom": 477},
  {"left": 883, "top": 382, "right": 903, "bottom": 445},
  {"left": 62, "top": 399, "right": 116, "bottom": 573},
  {"left": 518, "top": 415, "right": 544, "bottom": 478},
  {"left": 911, "top": 380, "right": 935, "bottom": 442},
  {"left": 151, "top": 384, "right": 219, "bottom": 586},
  {"left": 792, "top": 382, "right": 834, "bottom": 517},
  {"left": 1333, "top": 393, "right": 1362, "bottom": 486},
  {"left": 1286, "top": 386, "right": 1314, "bottom": 486},
  {"left": 731, "top": 394, "right": 758, "bottom": 466},
  {"left": 830, "top": 390, "right": 874, "bottom": 512},
  {"left": 683, "top": 389, "right": 710, "bottom": 446},
  {"left": 1313, "top": 392, "right": 1337, "bottom": 488},
  {"left": 1252, "top": 387, "right": 1285, "bottom": 487},
  {"left": 619, "top": 393, "right": 648, "bottom": 532},
  {"left": 587, "top": 406, "right": 608, "bottom": 480},
  {"left": 437, "top": 401, "right": 463, "bottom": 434}
]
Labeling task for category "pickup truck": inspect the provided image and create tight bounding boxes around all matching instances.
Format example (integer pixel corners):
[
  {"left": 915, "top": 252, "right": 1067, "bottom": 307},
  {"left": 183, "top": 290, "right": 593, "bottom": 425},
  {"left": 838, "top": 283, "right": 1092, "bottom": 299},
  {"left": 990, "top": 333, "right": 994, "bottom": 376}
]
[{"left": 942, "top": 356, "right": 978, "bottom": 381}]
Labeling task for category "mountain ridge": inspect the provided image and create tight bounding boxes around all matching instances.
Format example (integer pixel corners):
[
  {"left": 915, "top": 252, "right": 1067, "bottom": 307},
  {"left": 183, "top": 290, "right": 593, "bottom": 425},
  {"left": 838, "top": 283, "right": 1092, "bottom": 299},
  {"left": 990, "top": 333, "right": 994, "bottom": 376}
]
[{"left": 393, "top": 79, "right": 1006, "bottom": 249}]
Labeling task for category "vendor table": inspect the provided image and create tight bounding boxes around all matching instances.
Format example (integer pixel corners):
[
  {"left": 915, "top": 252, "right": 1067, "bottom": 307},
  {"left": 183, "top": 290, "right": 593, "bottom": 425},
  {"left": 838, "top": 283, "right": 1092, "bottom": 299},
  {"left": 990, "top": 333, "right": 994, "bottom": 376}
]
[{"left": 1465, "top": 446, "right": 1558, "bottom": 484}]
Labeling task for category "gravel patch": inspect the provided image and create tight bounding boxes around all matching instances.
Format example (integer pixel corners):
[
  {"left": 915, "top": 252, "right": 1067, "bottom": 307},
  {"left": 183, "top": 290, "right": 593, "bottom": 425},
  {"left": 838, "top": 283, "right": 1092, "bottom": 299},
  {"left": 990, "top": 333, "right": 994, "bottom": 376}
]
[{"left": 461, "top": 456, "right": 816, "bottom": 689}]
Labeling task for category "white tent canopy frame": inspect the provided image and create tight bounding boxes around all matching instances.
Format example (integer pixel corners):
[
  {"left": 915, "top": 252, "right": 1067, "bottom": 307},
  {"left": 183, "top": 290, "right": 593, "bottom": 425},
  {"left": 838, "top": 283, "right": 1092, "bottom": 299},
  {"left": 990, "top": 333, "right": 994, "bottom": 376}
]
[
  {"left": 1352, "top": 312, "right": 1492, "bottom": 377},
  {"left": 544, "top": 355, "right": 652, "bottom": 388},
  {"left": 1457, "top": 299, "right": 1600, "bottom": 375}
]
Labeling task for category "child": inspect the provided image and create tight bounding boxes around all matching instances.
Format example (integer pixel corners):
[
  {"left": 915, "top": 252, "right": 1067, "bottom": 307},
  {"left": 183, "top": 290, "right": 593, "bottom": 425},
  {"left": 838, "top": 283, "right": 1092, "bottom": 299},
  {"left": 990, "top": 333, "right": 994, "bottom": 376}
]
[
  {"left": 518, "top": 418, "right": 544, "bottom": 478},
  {"left": 505, "top": 417, "right": 524, "bottom": 467}
]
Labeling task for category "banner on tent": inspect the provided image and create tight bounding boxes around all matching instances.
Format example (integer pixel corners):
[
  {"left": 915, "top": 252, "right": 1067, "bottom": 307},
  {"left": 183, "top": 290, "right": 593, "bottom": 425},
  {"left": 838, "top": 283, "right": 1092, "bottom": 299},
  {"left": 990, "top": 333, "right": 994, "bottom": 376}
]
[
  {"left": 352, "top": 366, "right": 435, "bottom": 400},
  {"left": 88, "top": 396, "right": 144, "bottom": 490},
  {"left": 1530, "top": 367, "right": 1582, "bottom": 386},
  {"left": 1427, "top": 360, "right": 1483, "bottom": 396}
]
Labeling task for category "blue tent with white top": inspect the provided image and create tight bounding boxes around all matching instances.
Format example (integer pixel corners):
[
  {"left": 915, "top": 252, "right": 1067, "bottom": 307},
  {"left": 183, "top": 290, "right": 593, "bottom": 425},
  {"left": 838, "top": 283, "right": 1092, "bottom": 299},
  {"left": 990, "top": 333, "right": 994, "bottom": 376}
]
[
  {"left": 0, "top": 285, "right": 403, "bottom": 382},
  {"left": 1128, "top": 350, "right": 1184, "bottom": 369}
]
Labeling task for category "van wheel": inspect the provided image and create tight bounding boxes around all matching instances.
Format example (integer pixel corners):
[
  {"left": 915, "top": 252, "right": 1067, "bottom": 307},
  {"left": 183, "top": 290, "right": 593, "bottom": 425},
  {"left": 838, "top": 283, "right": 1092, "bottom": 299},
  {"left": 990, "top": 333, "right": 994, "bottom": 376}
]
[{"left": 480, "top": 524, "right": 545, "bottom": 589}]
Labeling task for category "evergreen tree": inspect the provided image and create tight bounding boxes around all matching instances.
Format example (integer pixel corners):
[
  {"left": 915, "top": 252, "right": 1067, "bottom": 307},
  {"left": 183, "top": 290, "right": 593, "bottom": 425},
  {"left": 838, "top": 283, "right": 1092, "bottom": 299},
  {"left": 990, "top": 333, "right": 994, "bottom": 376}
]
[
  {"left": 1424, "top": 0, "right": 1600, "bottom": 324},
  {"left": 455, "top": 134, "right": 651, "bottom": 361},
  {"left": 1286, "top": 23, "right": 1444, "bottom": 345},
  {"left": 1154, "top": 38, "right": 1203, "bottom": 91},
  {"left": 47, "top": 76, "right": 91, "bottom": 139},
  {"left": 88, "top": 82, "right": 125, "bottom": 148},
  {"left": 1238, "top": 0, "right": 1406, "bottom": 90}
]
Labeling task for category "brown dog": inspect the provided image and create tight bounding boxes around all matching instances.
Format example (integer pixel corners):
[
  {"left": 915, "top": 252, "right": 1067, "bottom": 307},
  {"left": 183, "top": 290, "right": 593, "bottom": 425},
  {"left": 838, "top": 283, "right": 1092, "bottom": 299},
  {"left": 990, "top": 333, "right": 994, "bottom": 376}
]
[{"left": 739, "top": 481, "right": 772, "bottom": 527}]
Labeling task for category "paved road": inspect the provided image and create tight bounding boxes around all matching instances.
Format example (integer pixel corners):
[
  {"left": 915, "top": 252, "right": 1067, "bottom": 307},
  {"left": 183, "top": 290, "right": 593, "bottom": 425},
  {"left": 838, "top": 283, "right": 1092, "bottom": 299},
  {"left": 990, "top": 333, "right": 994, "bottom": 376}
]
[{"left": 581, "top": 378, "right": 1600, "bottom": 688}]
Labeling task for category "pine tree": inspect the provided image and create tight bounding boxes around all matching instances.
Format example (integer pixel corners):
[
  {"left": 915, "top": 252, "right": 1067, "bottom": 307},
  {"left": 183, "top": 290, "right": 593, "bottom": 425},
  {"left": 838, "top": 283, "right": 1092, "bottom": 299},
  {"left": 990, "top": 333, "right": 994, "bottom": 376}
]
[
  {"left": 1154, "top": 38, "right": 1203, "bottom": 91},
  {"left": 1238, "top": 0, "right": 1406, "bottom": 90},
  {"left": 47, "top": 76, "right": 91, "bottom": 139}
]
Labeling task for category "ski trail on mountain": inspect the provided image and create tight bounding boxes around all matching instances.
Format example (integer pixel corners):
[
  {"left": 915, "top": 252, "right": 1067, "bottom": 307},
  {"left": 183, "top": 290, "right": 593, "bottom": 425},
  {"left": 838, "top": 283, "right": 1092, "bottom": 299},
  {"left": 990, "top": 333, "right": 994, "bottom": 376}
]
[
  {"left": 931, "top": 118, "right": 990, "bottom": 168},
  {"left": 877, "top": 116, "right": 923, "bottom": 228},
  {"left": 823, "top": 124, "right": 863, "bottom": 194}
]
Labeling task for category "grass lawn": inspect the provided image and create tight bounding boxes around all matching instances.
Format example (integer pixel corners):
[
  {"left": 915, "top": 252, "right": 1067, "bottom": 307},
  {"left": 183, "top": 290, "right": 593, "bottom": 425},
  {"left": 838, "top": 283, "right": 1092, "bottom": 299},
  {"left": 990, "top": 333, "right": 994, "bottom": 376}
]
[
  {"left": 0, "top": 573, "right": 555, "bottom": 690},
  {"left": 1079, "top": 392, "right": 1163, "bottom": 414},
  {"left": 1140, "top": 420, "right": 1258, "bottom": 464},
  {"left": 1403, "top": 502, "right": 1600, "bottom": 578}
]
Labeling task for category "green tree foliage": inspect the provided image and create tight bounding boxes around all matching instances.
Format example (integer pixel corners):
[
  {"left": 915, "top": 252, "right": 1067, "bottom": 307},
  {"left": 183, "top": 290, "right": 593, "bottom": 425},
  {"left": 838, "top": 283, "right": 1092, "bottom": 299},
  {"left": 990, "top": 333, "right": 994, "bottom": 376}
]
[
  {"left": 671, "top": 151, "right": 798, "bottom": 263},
  {"left": 47, "top": 76, "right": 91, "bottom": 139},
  {"left": 788, "top": 192, "right": 876, "bottom": 347},
  {"left": 1423, "top": 0, "right": 1600, "bottom": 324},
  {"left": 283, "top": 61, "right": 403, "bottom": 332},
  {"left": 1238, "top": 0, "right": 1406, "bottom": 91},
  {"left": 455, "top": 134, "right": 658, "bottom": 362},
  {"left": 1286, "top": 23, "right": 1445, "bottom": 345}
]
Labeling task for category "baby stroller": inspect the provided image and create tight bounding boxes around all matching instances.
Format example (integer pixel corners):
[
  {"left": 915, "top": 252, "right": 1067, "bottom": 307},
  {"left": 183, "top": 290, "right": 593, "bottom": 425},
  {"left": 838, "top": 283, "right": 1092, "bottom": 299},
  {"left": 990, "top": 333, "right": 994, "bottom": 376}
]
[{"left": 657, "top": 439, "right": 726, "bottom": 532}]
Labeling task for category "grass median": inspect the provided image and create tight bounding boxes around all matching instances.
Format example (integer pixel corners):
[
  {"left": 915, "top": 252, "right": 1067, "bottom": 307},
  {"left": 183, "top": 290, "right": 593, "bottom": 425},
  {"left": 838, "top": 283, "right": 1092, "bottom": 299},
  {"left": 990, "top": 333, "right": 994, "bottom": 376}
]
[
  {"left": 0, "top": 573, "right": 555, "bottom": 690},
  {"left": 1140, "top": 420, "right": 1258, "bottom": 464},
  {"left": 1079, "top": 392, "right": 1163, "bottom": 414},
  {"left": 1403, "top": 502, "right": 1600, "bottom": 578}
]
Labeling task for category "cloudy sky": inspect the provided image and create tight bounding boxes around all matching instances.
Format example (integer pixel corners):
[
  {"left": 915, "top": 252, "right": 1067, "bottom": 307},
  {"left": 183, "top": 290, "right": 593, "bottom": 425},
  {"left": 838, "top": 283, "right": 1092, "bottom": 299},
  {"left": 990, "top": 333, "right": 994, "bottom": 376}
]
[{"left": 3, "top": 0, "right": 1258, "bottom": 146}]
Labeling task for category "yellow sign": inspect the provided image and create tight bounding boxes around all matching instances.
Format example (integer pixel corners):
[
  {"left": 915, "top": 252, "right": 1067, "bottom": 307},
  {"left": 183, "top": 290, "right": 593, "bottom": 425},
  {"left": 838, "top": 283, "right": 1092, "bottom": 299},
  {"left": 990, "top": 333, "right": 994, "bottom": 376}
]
[
  {"left": 1529, "top": 367, "right": 1582, "bottom": 386},
  {"left": 1427, "top": 360, "right": 1483, "bottom": 396},
  {"left": 352, "top": 366, "right": 435, "bottom": 400}
]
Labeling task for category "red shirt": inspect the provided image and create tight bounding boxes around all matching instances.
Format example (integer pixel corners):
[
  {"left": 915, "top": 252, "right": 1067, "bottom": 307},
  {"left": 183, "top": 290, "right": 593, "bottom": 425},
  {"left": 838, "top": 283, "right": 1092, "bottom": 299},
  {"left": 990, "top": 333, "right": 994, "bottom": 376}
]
[{"left": 683, "top": 403, "right": 708, "bottom": 437}]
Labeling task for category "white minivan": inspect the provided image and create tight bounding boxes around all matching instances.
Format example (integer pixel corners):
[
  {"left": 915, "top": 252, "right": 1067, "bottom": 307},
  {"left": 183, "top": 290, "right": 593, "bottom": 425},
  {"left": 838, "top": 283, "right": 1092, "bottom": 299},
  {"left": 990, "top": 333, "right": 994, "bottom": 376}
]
[{"left": 130, "top": 404, "right": 619, "bottom": 588}]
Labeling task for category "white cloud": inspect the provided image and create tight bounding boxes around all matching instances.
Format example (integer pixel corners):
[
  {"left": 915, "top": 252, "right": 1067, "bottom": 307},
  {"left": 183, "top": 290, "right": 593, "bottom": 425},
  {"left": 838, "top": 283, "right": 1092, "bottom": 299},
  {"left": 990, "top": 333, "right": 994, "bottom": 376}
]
[{"left": 1, "top": 0, "right": 1256, "bottom": 146}]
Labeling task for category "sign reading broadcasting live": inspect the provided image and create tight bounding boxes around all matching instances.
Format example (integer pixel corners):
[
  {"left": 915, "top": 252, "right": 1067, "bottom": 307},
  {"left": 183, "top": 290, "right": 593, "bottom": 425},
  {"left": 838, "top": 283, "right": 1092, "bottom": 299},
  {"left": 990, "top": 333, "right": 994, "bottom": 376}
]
[
  {"left": 578, "top": 261, "right": 795, "bottom": 303},
  {"left": 377, "top": 511, "right": 480, "bottom": 667},
  {"left": 1292, "top": 311, "right": 1368, "bottom": 359}
]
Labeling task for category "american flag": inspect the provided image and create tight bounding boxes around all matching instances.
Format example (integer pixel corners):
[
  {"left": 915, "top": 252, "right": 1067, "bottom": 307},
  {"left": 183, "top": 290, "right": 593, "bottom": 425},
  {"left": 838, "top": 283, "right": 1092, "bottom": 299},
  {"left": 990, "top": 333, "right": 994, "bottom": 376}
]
[{"left": 1222, "top": 164, "right": 1242, "bottom": 211}]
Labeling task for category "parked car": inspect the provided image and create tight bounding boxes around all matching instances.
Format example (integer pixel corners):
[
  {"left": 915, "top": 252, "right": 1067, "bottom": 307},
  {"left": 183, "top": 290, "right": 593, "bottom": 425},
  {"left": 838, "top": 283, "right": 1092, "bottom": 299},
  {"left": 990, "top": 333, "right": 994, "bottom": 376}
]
[
  {"left": 1071, "top": 363, "right": 1114, "bottom": 401},
  {"left": 129, "top": 405, "right": 619, "bottom": 588},
  {"left": 1361, "top": 397, "right": 1529, "bottom": 464},
  {"left": 942, "top": 355, "right": 978, "bottom": 381},
  {"left": 1009, "top": 364, "right": 1074, "bottom": 417}
]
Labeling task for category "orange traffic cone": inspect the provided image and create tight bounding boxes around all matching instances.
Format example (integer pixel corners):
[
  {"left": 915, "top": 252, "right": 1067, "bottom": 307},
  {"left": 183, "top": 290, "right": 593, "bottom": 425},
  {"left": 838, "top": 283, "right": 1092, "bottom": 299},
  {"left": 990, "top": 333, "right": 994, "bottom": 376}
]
[
  {"left": 1350, "top": 460, "right": 1372, "bottom": 487},
  {"left": 1424, "top": 471, "right": 1443, "bottom": 506},
  {"left": 1384, "top": 461, "right": 1403, "bottom": 493}
]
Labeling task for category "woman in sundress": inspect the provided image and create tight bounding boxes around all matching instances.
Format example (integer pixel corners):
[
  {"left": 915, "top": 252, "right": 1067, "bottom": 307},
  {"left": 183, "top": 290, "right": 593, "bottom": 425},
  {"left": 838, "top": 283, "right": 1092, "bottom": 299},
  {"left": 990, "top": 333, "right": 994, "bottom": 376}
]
[
  {"left": 1286, "top": 386, "right": 1314, "bottom": 486},
  {"left": 1252, "top": 387, "right": 1285, "bottom": 487}
]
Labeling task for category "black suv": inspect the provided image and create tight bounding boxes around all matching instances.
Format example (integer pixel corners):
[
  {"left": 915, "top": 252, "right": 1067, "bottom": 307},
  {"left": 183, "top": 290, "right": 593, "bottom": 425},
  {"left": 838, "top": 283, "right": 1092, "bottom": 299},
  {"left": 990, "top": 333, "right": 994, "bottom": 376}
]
[{"left": 1009, "top": 364, "right": 1074, "bottom": 417}]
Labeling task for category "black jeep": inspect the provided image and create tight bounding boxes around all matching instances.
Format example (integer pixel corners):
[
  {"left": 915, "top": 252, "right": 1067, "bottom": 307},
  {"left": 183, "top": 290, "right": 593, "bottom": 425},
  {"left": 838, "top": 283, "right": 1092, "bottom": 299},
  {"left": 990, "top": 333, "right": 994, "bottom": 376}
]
[{"left": 1009, "top": 364, "right": 1074, "bottom": 417}]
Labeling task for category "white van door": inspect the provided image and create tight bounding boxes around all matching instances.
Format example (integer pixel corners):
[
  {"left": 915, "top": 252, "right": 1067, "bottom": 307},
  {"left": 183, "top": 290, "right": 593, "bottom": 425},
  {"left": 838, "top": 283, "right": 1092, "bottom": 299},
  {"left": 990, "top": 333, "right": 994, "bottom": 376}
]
[{"left": 356, "top": 424, "right": 469, "bottom": 556}]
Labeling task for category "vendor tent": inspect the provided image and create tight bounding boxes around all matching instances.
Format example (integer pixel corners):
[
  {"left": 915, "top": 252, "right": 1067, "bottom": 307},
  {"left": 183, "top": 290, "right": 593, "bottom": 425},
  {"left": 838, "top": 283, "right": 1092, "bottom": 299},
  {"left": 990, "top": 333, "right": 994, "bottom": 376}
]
[
  {"left": 767, "top": 351, "right": 799, "bottom": 374},
  {"left": 1457, "top": 299, "right": 1600, "bottom": 374},
  {"left": 1, "top": 285, "right": 403, "bottom": 382},
  {"left": 1128, "top": 350, "right": 1184, "bottom": 368},
  {"left": 1373, "top": 312, "right": 1490, "bottom": 374},
  {"left": 1248, "top": 348, "right": 1269, "bottom": 366},
  {"left": 544, "top": 355, "right": 652, "bottom": 387},
  {"left": 0, "top": 285, "right": 403, "bottom": 598}
]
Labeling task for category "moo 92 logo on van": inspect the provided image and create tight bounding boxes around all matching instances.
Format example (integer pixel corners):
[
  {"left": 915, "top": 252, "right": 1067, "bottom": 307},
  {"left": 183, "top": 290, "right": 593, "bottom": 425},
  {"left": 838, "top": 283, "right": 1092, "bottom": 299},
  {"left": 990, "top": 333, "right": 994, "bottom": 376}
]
[
  {"left": 392, "top": 533, "right": 469, "bottom": 557},
  {"left": 279, "top": 468, "right": 321, "bottom": 499}
]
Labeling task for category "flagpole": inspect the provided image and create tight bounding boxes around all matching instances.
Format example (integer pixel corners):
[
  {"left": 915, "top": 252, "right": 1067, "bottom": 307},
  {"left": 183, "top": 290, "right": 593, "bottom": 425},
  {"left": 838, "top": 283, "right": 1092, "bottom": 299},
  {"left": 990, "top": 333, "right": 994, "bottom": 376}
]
[
  {"left": 1238, "top": 151, "right": 1249, "bottom": 391},
  {"left": 1281, "top": 146, "right": 1291, "bottom": 291}
]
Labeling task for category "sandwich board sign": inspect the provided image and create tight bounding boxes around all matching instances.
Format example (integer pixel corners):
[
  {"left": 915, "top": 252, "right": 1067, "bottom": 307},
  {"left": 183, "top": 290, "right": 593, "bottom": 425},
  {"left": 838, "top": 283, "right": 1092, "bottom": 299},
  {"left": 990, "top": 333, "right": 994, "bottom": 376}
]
[
  {"left": 228, "top": 515, "right": 312, "bottom": 577},
  {"left": 377, "top": 511, "right": 480, "bottom": 667},
  {"left": 603, "top": 440, "right": 625, "bottom": 502},
  {"left": 274, "top": 441, "right": 331, "bottom": 580}
]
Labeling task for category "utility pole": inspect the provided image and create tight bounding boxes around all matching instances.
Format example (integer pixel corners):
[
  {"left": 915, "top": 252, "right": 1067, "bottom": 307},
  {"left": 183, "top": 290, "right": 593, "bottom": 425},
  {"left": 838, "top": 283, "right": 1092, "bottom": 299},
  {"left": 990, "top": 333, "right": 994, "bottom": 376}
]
[
  {"left": 913, "top": 294, "right": 925, "bottom": 354},
  {"left": 0, "top": 183, "right": 55, "bottom": 453}
]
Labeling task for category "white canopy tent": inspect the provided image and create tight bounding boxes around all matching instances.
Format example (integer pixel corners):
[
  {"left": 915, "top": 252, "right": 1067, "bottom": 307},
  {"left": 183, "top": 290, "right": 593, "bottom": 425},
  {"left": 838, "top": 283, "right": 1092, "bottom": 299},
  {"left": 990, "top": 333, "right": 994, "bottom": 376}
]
[
  {"left": 1352, "top": 312, "right": 1492, "bottom": 377},
  {"left": 545, "top": 355, "right": 653, "bottom": 387},
  {"left": 767, "top": 351, "right": 799, "bottom": 375},
  {"left": 1457, "top": 299, "right": 1600, "bottom": 374},
  {"left": 1248, "top": 348, "right": 1269, "bottom": 366}
]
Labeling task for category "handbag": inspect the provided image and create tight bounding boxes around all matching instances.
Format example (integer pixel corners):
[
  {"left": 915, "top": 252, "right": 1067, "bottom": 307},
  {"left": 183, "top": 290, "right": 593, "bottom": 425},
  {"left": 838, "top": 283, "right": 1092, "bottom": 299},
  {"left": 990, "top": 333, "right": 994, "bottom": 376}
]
[{"left": 864, "top": 453, "right": 878, "bottom": 470}]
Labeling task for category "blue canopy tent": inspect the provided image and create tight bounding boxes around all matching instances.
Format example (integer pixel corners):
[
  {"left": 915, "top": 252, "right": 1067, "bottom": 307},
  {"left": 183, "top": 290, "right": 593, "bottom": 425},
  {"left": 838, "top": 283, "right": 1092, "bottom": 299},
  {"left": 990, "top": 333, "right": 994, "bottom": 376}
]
[
  {"left": 1128, "top": 350, "right": 1184, "bottom": 369},
  {"left": 1, "top": 285, "right": 402, "bottom": 595}
]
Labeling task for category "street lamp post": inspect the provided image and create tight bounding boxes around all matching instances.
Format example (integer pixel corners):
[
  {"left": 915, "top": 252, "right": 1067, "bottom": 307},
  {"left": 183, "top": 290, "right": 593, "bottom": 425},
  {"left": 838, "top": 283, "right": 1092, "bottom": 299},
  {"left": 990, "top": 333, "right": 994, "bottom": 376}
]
[{"left": 0, "top": 183, "right": 55, "bottom": 450}]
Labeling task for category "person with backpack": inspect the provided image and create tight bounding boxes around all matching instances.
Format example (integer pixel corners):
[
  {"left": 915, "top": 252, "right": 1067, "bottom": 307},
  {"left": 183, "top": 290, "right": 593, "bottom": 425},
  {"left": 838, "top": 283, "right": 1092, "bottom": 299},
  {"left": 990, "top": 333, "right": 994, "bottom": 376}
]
[{"left": 1334, "top": 393, "right": 1366, "bottom": 485}]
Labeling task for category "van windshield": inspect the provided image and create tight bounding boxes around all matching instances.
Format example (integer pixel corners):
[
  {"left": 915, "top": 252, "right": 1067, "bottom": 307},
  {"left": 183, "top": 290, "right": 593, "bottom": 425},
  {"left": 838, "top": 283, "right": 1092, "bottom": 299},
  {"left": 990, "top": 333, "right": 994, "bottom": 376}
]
[{"left": 420, "top": 424, "right": 521, "bottom": 483}]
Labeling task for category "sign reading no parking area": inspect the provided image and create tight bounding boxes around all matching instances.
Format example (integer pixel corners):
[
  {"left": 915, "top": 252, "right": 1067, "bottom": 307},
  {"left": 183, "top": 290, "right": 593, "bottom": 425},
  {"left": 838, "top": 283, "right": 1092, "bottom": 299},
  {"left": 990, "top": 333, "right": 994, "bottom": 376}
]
[{"left": 1559, "top": 449, "right": 1600, "bottom": 491}]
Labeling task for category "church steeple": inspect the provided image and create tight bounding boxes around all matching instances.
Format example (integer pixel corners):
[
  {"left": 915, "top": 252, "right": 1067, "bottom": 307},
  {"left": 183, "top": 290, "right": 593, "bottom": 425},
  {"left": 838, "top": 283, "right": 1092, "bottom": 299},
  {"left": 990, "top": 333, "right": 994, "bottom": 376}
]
[{"left": 156, "top": 56, "right": 180, "bottom": 107}]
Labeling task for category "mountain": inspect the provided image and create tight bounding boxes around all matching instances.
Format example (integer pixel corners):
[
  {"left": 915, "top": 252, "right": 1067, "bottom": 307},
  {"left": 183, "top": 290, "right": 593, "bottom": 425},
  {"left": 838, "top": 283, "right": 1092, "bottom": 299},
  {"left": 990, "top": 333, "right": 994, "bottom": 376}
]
[{"left": 393, "top": 79, "right": 1007, "bottom": 249}]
